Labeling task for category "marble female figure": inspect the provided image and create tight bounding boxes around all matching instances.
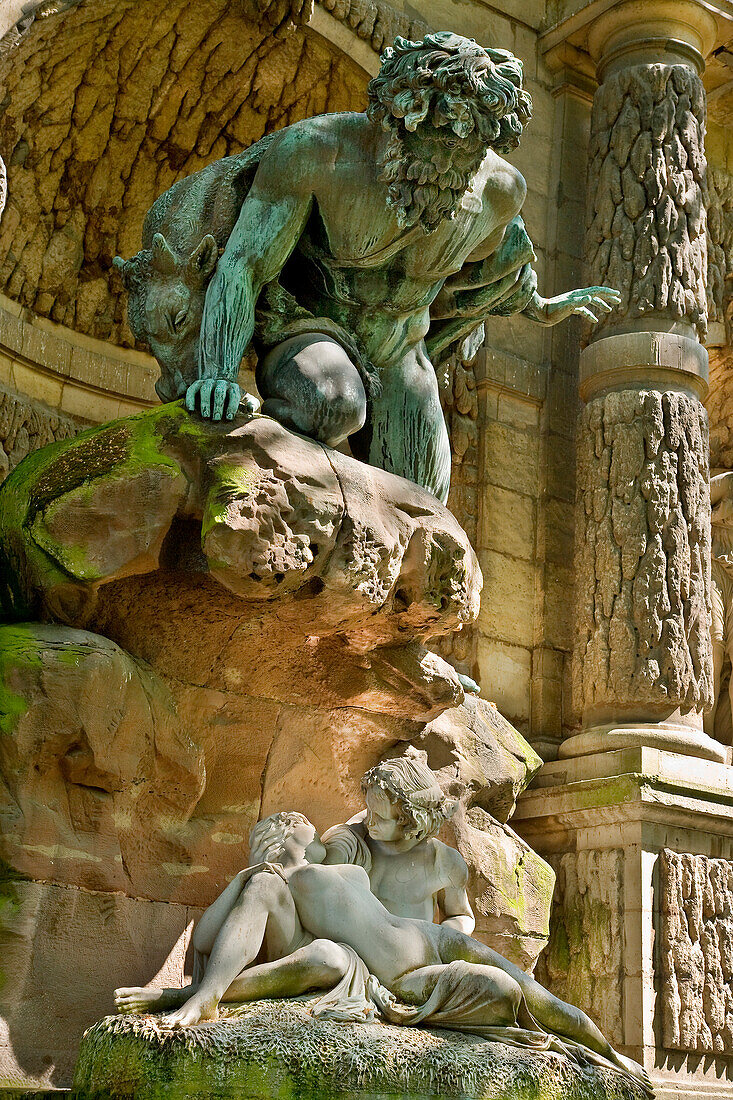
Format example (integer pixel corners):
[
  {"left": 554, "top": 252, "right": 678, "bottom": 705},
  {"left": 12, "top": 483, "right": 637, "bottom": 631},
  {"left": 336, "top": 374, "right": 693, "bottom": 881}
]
[{"left": 115, "top": 812, "right": 650, "bottom": 1095}]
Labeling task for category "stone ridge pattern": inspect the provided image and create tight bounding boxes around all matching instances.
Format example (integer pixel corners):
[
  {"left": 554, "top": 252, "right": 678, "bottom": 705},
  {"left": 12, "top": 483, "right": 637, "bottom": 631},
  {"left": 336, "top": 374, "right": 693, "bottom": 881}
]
[
  {"left": 585, "top": 64, "right": 708, "bottom": 338},
  {"left": 706, "top": 166, "right": 733, "bottom": 329},
  {"left": 660, "top": 849, "right": 733, "bottom": 1054},
  {"left": 707, "top": 345, "right": 733, "bottom": 471},
  {"left": 573, "top": 389, "right": 713, "bottom": 718},
  {"left": 0, "top": 0, "right": 368, "bottom": 345},
  {"left": 437, "top": 351, "right": 480, "bottom": 678},
  {"left": 0, "top": 382, "right": 78, "bottom": 481}
]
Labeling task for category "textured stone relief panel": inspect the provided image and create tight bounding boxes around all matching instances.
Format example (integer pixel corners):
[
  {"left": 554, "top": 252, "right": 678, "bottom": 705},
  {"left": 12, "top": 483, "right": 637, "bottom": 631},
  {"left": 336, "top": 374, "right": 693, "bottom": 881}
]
[
  {"left": 707, "top": 345, "right": 733, "bottom": 471},
  {"left": 316, "top": 0, "right": 427, "bottom": 54},
  {"left": 706, "top": 167, "right": 733, "bottom": 329},
  {"left": 573, "top": 389, "right": 713, "bottom": 717},
  {"left": 535, "top": 849, "right": 624, "bottom": 1048},
  {"left": 586, "top": 64, "right": 708, "bottom": 338},
  {"left": 659, "top": 849, "right": 733, "bottom": 1054},
  {"left": 0, "top": 0, "right": 369, "bottom": 346},
  {"left": 437, "top": 351, "right": 479, "bottom": 678},
  {"left": 0, "top": 383, "right": 79, "bottom": 481}
]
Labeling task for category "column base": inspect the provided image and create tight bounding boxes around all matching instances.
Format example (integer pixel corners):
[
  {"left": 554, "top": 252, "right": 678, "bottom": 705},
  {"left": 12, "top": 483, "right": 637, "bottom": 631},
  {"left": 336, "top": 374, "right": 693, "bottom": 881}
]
[
  {"left": 560, "top": 723, "right": 728, "bottom": 763},
  {"left": 514, "top": 746, "right": 733, "bottom": 1100}
]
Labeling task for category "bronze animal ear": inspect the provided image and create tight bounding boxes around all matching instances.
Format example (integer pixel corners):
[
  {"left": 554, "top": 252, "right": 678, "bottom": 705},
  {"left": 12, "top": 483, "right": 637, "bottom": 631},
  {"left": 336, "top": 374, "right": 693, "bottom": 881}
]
[
  {"left": 188, "top": 234, "right": 218, "bottom": 281},
  {"left": 151, "top": 232, "right": 178, "bottom": 276},
  {"left": 112, "top": 255, "right": 132, "bottom": 288}
]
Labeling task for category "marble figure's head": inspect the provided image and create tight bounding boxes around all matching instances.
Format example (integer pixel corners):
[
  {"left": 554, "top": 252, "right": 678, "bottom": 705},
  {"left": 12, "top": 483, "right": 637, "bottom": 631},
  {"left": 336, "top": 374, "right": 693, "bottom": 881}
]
[
  {"left": 249, "top": 811, "right": 326, "bottom": 866},
  {"left": 361, "top": 749, "right": 457, "bottom": 845},
  {"left": 113, "top": 231, "right": 218, "bottom": 403},
  {"left": 367, "top": 32, "right": 532, "bottom": 232}
]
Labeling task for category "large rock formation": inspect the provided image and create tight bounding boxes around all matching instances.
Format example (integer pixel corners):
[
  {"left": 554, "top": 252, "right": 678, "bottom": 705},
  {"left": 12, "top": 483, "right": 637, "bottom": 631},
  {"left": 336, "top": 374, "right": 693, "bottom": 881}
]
[{"left": 0, "top": 403, "right": 552, "bottom": 1086}]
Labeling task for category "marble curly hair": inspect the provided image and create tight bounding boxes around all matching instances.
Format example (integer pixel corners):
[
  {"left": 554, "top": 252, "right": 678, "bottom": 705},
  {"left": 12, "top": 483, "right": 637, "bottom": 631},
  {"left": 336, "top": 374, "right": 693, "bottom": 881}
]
[
  {"left": 362, "top": 749, "right": 457, "bottom": 843},
  {"left": 366, "top": 33, "right": 532, "bottom": 232},
  {"left": 249, "top": 811, "right": 313, "bottom": 864}
]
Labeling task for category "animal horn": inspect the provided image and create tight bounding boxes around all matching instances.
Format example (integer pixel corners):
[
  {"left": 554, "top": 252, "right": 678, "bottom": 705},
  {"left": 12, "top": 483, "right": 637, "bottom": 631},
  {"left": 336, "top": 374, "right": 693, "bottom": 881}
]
[{"left": 151, "top": 232, "right": 178, "bottom": 276}]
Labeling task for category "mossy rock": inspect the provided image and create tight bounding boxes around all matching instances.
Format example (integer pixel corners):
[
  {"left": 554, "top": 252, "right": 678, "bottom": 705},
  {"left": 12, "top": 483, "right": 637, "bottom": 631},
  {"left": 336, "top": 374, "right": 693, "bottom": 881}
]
[{"left": 72, "top": 1000, "right": 647, "bottom": 1100}]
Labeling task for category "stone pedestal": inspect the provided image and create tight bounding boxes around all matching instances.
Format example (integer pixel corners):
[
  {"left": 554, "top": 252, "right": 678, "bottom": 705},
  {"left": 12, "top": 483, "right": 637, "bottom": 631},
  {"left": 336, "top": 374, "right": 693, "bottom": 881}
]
[
  {"left": 71, "top": 1000, "right": 650, "bottom": 1100},
  {"left": 515, "top": 748, "right": 733, "bottom": 1100}
]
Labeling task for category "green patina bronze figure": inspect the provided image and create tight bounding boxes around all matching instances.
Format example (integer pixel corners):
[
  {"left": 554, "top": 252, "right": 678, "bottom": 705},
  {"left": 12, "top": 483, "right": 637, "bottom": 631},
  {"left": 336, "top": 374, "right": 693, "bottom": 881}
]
[{"left": 114, "top": 32, "right": 618, "bottom": 503}]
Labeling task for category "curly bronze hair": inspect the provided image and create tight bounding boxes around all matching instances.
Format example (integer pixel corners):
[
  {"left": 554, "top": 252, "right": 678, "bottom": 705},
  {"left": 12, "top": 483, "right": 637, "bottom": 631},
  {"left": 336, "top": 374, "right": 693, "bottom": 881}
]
[{"left": 366, "top": 32, "right": 532, "bottom": 232}]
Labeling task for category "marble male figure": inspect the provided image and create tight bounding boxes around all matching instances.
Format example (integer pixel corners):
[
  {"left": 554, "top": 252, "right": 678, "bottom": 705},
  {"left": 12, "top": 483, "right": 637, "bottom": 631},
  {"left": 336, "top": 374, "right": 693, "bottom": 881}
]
[
  {"left": 115, "top": 32, "right": 619, "bottom": 503},
  {"left": 115, "top": 812, "right": 650, "bottom": 1095},
  {"left": 323, "top": 750, "right": 474, "bottom": 932}
]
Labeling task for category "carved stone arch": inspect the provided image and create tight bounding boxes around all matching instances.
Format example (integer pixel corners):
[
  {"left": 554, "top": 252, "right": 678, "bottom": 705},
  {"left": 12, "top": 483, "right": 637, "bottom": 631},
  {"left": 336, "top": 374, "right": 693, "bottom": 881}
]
[{"left": 0, "top": 0, "right": 387, "bottom": 349}]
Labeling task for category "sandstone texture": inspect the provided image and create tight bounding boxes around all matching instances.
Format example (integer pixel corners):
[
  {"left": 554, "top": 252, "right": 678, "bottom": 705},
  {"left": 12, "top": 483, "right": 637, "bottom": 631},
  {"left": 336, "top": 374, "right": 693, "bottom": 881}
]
[
  {"left": 586, "top": 63, "right": 708, "bottom": 338},
  {"left": 535, "top": 850, "right": 625, "bottom": 1050},
  {"left": 0, "top": 879, "right": 202, "bottom": 1087},
  {"left": 0, "top": 0, "right": 369, "bottom": 345},
  {"left": 659, "top": 849, "right": 733, "bottom": 1054},
  {"left": 573, "top": 388, "right": 713, "bottom": 722},
  {"left": 390, "top": 698, "right": 553, "bottom": 970},
  {"left": 72, "top": 1000, "right": 649, "bottom": 1100},
  {"left": 706, "top": 166, "right": 733, "bottom": 331},
  {"left": 0, "top": 382, "right": 79, "bottom": 481},
  {"left": 0, "top": 404, "right": 481, "bottom": 904}
]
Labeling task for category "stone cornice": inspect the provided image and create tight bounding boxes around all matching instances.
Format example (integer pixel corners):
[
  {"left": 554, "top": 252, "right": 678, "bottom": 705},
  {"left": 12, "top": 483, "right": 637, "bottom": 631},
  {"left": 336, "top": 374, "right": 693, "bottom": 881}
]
[{"left": 541, "top": 0, "right": 733, "bottom": 92}]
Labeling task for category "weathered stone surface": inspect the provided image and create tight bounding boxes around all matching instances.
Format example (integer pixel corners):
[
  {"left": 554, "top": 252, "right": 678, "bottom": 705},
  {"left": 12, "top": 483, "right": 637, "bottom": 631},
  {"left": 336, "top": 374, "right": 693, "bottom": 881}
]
[
  {"left": 388, "top": 699, "right": 552, "bottom": 969},
  {"left": 573, "top": 388, "right": 713, "bottom": 721},
  {"left": 415, "top": 695, "right": 543, "bottom": 825},
  {"left": 0, "top": 383, "right": 79, "bottom": 482},
  {"left": 0, "top": 622, "right": 205, "bottom": 895},
  {"left": 0, "top": 0, "right": 369, "bottom": 345},
  {"left": 659, "top": 849, "right": 733, "bottom": 1054},
  {"left": 72, "top": 1000, "right": 649, "bottom": 1100},
  {"left": 0, "top": 405, "right": 480, "bottom": 905},
  {"left": 706, "top": 166, "right": 733, "bottom": 330},
  {"left": 585, "top": 64, "right": 708, "bottom": 338},
  {"left": 0, "top": 879, "right": 201, "bottom": 1088},
  {"left": 447, "top": 808, "right": 554, "bottom": 972},
  {"left": 535, "top": 850, "right": 625, "bottom": 1050}
]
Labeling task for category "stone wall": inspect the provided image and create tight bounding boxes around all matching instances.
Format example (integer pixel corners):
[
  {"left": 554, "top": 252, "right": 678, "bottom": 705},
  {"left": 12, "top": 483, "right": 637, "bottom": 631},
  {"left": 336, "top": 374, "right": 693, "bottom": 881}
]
[
  {"left": 0, "top": 381, "right": 79, "bottom": 479},
  {"left": 0, "top": 0, "right": 369, "bottom": 345}
]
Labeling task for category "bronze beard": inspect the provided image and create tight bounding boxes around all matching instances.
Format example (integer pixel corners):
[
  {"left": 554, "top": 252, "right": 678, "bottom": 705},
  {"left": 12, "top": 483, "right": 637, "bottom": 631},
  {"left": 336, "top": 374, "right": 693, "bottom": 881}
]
[{"left": 376, "top": 123, "right": 490, "bottom": 234}]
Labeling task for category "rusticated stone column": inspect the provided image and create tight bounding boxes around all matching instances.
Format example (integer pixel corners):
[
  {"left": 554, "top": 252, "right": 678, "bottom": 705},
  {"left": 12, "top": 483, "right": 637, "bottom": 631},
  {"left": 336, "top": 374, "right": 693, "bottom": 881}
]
[{"left": 566, "top": 0, "right": 724, "bottom": 761}]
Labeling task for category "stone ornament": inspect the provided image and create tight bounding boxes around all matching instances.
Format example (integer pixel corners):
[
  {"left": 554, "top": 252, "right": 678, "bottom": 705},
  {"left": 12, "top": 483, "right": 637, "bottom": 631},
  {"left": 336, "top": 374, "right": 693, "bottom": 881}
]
[
  {"left": 114, "top": 32, "right": 618, "bottom": 503},
  {"left": 586, "top": 63, "right": 708, "bottom": 338},
  {"left": 660, "top": 849, "right": 733, "bottom": 1054},
  {"left": 573, "top": 389, "right": 713, "bottom": 723}
]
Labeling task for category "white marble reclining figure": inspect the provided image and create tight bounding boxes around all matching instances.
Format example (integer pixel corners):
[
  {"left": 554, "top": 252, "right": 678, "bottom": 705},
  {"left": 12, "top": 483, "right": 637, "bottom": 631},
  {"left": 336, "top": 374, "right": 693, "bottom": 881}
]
[{"left": 116, "top": 811, "right": 652, "bottom": 1096}]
